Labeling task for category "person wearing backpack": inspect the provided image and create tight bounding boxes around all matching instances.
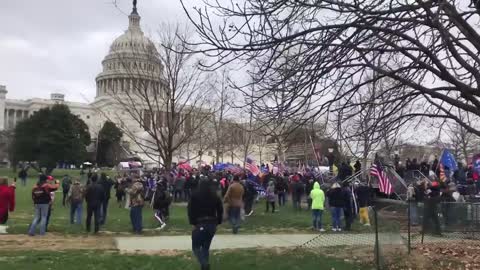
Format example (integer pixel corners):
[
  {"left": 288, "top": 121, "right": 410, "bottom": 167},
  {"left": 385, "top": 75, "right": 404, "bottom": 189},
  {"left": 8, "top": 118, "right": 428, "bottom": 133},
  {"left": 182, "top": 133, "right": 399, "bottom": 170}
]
[
  {"left": 28, "top": 175, "right": 59, "bottom": 236},
  {"left": 62, "top": 175, "right": 72, "bottom": 207},
  {"left": 152, "top": 180, "right": 171, "bottom": 230},
  {"left": 67, "top": 180, "right": 85, "bottom": 225},
  {"left": 85, "top": 174, "right": 105, "bottom": 234}
]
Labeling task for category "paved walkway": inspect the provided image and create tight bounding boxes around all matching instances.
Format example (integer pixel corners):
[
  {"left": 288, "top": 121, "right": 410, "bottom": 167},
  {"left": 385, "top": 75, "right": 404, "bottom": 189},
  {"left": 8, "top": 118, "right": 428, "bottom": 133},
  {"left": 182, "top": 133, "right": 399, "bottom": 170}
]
[{"left": 115, "top": 233, "right": 397, "bottom": 252}]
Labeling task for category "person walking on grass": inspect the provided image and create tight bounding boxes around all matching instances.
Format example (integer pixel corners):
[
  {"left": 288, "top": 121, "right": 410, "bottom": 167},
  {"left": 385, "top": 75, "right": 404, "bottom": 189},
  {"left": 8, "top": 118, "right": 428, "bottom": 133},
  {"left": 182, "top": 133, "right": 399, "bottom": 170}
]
[
  {"left": 62, "top": 174, "right": 72, "bottom": 207},
  {"left": 18, "top": 168, "right": 28, "bottom": 187},
  {"left": 188, "top": 179, "right": 223, "bottom": 270},
  {"left": 310, "top": 181, "right": 325, "bottom": 232},
  {"left": 0, "top": 177, "right": 16, "bottom": 234},
  {"left": 67, "top": 179, "right": 85, "bottom": 225},
  {"left": 28, "top": 175, "right": 59, "bottom": 236},
  {"left": 265, "top": 181, "right": 276, "bottom": 213},
  {"left": 129, "top": 178, "right": 145, "bottom": 234},
  {"left": 85, "top": 175, "right": 104, "bottom": 234},
  {"left": 327, "top": 183, "right": 344, "bottom": 232},
  {"left": 223, "top": 175, "right": 244, "bottom": 234},
  {"left": 152, "top": 180, "right": 171, "bottom": 230},
  {"left": 99, "top": 173, "right": 114, "bottom": 225}
]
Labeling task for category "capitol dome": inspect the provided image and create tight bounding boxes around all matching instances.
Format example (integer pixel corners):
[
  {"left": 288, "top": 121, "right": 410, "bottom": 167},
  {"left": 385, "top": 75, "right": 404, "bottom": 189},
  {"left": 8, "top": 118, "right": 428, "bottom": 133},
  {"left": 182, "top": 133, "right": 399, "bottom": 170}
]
[{"left": 95, "top": 5, "right": 164, "bottom": 100}]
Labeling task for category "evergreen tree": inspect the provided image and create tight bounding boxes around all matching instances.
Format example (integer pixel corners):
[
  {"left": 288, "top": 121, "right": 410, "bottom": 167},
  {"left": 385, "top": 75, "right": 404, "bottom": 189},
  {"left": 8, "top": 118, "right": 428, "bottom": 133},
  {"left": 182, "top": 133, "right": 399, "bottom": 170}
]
[{"left": 12, "top": 104, "right": 91, "bottom": 174}]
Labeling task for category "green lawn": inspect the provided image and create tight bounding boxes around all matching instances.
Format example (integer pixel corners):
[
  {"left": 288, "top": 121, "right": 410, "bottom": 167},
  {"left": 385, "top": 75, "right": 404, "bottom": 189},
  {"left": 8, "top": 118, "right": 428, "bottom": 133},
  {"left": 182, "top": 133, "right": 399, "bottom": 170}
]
[
  {"left": 0, "top": 168, "right": 373, "bottom": 235},
  {"left": 0, "top": 250, "right": 371, "bottom": 270}
]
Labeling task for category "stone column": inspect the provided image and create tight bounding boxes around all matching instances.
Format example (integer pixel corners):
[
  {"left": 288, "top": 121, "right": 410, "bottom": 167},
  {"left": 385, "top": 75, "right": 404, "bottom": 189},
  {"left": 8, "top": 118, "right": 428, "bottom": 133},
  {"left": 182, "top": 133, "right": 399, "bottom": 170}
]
[
  {"left": 12, "top": 109, "right": 17, "bottom": 128},
  {"left": 0, "top": 85, "right": 7, "bottom": 131}
]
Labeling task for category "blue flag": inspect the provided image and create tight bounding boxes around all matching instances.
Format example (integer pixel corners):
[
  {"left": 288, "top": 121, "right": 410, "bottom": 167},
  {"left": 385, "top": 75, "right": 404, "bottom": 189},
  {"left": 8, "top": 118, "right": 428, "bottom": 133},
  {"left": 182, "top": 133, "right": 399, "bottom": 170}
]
[{"left": 440, "top": 149, "right": 458, "bottom": 171}]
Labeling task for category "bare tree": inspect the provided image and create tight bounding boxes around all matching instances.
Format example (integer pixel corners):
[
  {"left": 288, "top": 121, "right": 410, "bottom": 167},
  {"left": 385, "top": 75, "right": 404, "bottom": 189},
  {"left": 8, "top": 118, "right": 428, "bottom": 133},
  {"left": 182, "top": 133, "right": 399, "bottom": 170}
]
[
  {"left": 335, "top": 74, "right": 410, "bottom": 173},
  {"left": 181, "top": 0, "right": 480, "bottom": 136},
  {"left": 100, "top": 23, "right": 213, "bottom": 170},
  {"left": 445, "top": 112, "right": 479, "bottom": 163}
]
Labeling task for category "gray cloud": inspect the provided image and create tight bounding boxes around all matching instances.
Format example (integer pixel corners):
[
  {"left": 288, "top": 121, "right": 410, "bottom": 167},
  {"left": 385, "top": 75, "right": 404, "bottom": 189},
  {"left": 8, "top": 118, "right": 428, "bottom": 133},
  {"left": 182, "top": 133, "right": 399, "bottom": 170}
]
[{"left": 0, "top": 0, "right": 194, "bottom": 102}]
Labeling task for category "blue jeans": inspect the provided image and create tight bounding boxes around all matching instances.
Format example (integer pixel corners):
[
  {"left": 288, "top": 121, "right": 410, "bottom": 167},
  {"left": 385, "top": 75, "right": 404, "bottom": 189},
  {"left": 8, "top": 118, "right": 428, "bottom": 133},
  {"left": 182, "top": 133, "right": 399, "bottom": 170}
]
[
  {"left": 228, "top": 207, "right": 241, "bottom": 234},
  {"left": 278, "top": 192, "right": 286, "bottom": 206},
  {"left": 70, "top": 202, "right": 83, "bottom": 225},
  {"left": 192, "top": 223, "right": 216, "bottom": 268},
  {"left": 28, "top": 204, "right": 50, "bottom": 236},
  {"left": 312, "top": 209, "right": 323, "bottom": 229},
  {"left": 21, "top": 177, "right": 27, "bottom": 186},
  {"left": 130, "top": 206, "right": 143, "bottom": 233},
  {"left": 331, "top": 207, "right": 343, "bottom": 229}
]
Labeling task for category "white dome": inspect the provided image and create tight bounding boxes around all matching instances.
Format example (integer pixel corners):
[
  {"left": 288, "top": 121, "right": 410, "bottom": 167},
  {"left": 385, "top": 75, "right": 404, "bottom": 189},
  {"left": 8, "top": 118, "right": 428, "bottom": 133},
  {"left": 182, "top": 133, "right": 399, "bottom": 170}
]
[
  {"left": 94, "top": 8, "right": 164, "bottom": 100},
  {"left": 108, "top": 11, "right": 158, "bottom": 57}
]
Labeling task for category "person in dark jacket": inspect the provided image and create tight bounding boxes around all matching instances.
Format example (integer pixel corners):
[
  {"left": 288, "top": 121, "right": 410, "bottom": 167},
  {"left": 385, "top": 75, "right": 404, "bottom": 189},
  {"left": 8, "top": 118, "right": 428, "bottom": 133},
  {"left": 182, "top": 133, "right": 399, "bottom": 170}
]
[
  {"left": 423, "top": 182, "right": 441, "bottom": 235},
  {"left": 18, "top": 168, "right": 28, "bottom": 187},
  {"left": 355, "top": 183, "right": 371, "bottom": 226},
  {"left": 337, "top": 162, "right": 353, "bottom": 181},
  {"left": 188, "top": 179, "right": 223, "bottom": 270},
  {"left": 327, "top": 183, "right": 344, "bottom": 231},
  {"left": 420, "top": 161, "right": 430, "bottom": 177},
  {"left": 152, "top": 180, "right": 171, "bottom": 230},
  {"left": 61, "top": 175, "right": 72, "bottom": 207},
  {"left": 292, "top": 175, "right": 304, "bottom": 210},
  {"left": 84, "top": 175, "right": 105, "bottom": 234},
  {"left": 342, "top": 184, "right": 355, "bottom": 231},
  {"left": 99, "top": 173, "right": 114, "bottom": 225},
  {"left": 453, "top": 163, "right": 467, "bottom": 185},
  {"left": 275, "top": 176, "right": 288, "bottom": 206},
  {"left": 243, "top": 179, "right": 257, "bottom": 216}
]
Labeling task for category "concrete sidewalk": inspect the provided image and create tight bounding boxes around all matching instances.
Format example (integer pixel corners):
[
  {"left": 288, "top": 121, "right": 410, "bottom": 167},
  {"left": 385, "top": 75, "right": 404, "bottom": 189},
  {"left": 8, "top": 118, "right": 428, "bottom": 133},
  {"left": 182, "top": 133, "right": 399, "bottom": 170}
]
[{"left": 115, "top": 233, "right": 387, "bottom": 252}]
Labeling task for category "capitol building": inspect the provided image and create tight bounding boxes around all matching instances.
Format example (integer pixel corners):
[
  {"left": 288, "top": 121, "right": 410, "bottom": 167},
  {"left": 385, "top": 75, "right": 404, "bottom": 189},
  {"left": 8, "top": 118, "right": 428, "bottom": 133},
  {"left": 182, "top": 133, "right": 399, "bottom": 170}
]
[
  {"left": 0, "top": 5, "right": 173, "bottom": 164},
  {"left": 0, "top": 5, "right": 279, "bottom": 166}
]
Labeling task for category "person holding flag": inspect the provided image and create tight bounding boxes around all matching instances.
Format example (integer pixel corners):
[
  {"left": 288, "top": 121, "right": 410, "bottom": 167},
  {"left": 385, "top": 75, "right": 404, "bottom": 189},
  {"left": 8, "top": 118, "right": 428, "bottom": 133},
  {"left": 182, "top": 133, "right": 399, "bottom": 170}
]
[{"left": 439, "top": 149, "right": 458, "bottom": 183}]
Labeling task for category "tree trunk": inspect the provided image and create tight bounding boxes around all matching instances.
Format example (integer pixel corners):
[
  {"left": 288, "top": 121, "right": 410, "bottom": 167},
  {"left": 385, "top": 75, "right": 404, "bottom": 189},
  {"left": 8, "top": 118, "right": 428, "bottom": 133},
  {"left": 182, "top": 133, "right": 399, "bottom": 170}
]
[{"left": 164, "top": 154, "right": 173, "bottom": 171}]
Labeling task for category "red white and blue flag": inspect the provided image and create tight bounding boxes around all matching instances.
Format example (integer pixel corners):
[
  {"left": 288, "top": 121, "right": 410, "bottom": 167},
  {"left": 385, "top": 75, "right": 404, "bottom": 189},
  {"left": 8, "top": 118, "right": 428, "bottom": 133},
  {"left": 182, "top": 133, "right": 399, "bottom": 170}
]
[
  {"left": 370, "top": 162, "right": 393, "bottom": 195},
  {"left": 246, "top": 157, "right": 260, "bottom": 176}
]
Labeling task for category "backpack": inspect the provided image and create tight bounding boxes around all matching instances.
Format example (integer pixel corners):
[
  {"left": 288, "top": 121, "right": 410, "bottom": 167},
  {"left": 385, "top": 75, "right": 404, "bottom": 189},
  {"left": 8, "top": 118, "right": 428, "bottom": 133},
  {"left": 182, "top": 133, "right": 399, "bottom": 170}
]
[
  {"left": 70, "top": 185, "right": 84, "bottom": 203},
  {"left": 32, "top": 185, "right": 51, "bottom": 204}
]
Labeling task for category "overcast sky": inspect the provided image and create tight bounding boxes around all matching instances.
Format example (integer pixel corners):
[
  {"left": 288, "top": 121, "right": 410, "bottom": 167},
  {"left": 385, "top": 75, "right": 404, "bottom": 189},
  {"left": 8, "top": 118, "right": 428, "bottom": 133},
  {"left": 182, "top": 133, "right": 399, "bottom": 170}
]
[{"left": 0, "top": 0, "right": 197, "bottom": 103}]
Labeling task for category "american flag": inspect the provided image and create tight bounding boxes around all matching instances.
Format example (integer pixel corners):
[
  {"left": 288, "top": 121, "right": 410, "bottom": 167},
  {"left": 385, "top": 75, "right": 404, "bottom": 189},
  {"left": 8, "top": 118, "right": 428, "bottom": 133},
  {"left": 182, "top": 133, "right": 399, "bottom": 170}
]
[
  {"left": 246, "top": 157, "right": 260, "bottom": 176},
  {"left": 370, "top": 162, "right": 393, "bottom": 195},
  {"left": 439, "top": 163, "right": 446, "bottom": 182}
]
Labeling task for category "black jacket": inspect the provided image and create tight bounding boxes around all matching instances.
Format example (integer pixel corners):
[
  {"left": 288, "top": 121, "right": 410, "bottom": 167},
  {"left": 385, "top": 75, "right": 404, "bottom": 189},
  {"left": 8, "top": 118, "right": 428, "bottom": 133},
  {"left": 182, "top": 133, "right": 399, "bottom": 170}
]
[
  {"left": 85, "top": 182, "right": 105, "bottom": 207},
  {"left": 188, "top": 185, "right": 223, "bottom": 225},
  {"left": 356, "top": 186, "right": 371, "bottom": 208},
  {"left": 99, "top": 178, "right": 114, "bottom": 200},
  {"left": 327, "top": 188, "right": 345, "bottom": 208}
]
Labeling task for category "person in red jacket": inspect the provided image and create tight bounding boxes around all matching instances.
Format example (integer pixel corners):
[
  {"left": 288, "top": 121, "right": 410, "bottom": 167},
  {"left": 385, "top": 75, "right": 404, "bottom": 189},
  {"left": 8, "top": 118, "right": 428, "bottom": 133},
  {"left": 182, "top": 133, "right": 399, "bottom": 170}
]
[{"left": 0, "top": 177, "right": 16, "bottom": 226}]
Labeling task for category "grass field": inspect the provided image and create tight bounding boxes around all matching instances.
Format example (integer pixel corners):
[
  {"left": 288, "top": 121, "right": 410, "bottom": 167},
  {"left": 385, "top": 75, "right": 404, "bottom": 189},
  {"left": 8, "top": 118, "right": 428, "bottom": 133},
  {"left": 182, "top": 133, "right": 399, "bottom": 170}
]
[
  {"left": 0, "top": 249, "right": 370, "bottom": 270},
  {"left": 0, "top": 168, "right": 371, "bottom": 235}
]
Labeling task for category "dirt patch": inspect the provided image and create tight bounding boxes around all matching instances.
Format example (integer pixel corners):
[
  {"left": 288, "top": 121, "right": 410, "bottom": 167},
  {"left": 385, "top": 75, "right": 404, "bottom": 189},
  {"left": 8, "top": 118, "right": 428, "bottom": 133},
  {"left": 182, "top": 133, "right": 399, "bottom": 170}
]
[
  {"left": 121, "top": 249, "right": 187, "bottom": 257},
  {"left": 0, "top": 234, "right": 116, "bottom": 251}
]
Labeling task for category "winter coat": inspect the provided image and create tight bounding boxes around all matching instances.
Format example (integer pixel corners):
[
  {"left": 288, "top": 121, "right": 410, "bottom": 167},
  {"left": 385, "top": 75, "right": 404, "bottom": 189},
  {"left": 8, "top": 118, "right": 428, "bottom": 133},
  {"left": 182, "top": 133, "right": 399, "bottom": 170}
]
[
  {"left": 85, "top": 182, "right": 105, "bottom": 207},
  {"left": 223, "top": 181, "right": 244, "bottom": 207},
  {"left": 0, "top": 185, "right": 15, "bottom": 217},
  {"left": 188, "top": 183, "right": 223, "bottom": 225},
  {"left": 99, "top": 177, "right": 114, "bottom": 200},
  {"left": 309, "top": 182, "right": 325, "bottom": 210},
  {"left": 327, "top": 187, "right": 345, "bottom": 208},
  {"left": 292, "top": 181, "right": 304, "bottom": 200},
  {"left": 129, "top": 182, "right": 145, "bottom": 207},
  {"left": 356, "top": 185, "right": 371, "bottom": 208}
]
